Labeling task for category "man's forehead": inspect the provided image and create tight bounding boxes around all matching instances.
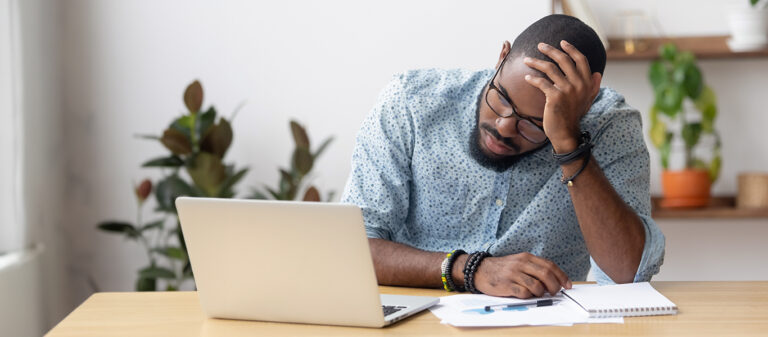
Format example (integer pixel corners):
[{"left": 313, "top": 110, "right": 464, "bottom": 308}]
[{"left": 495, "top": 56, "right": 546, "bottom": 119}]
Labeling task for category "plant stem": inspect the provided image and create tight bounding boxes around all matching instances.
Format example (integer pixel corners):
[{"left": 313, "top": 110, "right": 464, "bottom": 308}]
[
  {"left": 136, "top": 206, "right": 155, "bottom": 266},
  {"left": 680, "top": 106, "right": 693, "bottom": 168}
]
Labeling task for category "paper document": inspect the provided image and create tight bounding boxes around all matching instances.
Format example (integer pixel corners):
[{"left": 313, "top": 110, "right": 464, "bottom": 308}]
[{"left": 429, "top": 285, "right": 623, "bottom": 327}]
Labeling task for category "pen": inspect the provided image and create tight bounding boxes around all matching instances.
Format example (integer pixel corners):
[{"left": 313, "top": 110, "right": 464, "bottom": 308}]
[{"left": 482, "top": 299, "right": 560, "bottom": 312}]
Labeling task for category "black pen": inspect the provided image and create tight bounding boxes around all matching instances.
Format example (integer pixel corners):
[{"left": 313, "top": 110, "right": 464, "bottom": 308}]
[{"left": 482, "top": 299, "right": 560, "bottom": 312}]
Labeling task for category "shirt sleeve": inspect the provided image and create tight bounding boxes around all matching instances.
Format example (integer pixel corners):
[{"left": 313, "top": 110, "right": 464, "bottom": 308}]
[
  {"left": 340, "top": 74, "right": 415, "bottom": 240},
  {"left": 586, "top": 104, "right": 666, "bottom": 284}
]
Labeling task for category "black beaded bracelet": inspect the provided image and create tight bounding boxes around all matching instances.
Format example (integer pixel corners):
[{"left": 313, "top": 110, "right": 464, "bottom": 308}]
[
  {"left": 463, "top": 251, "right": 491, "bottom": 294},
  {"left": 552, "top": 131, "right": 593, "bottom": 165}
]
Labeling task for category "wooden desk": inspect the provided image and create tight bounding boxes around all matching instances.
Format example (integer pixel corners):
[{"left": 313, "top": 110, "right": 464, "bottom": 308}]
[{"left": 46, "top": 282, "right": 768, "bottom": 336}]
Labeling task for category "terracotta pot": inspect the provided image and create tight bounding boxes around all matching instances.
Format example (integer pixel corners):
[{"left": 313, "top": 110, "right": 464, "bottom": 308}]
[{"left": 660, "top": 169, "right": 711, "bottom": 208}]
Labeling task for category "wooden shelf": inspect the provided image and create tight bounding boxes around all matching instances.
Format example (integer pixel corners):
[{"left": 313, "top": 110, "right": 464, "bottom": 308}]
[
  {"left": 607, "top": 35, "right": 768, "bottom": 61},
  {"left": 651, "top": 196, "right": 768, "bottom": 219}
]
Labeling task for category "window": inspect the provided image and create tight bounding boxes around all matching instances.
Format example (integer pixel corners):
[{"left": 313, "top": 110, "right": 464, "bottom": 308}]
[{"left": 0, "top": 0, "right": 23, "bottom": 254}]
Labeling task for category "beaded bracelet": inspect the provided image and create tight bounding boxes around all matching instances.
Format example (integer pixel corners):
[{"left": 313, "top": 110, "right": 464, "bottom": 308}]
[
  {"left": 440, "top": 249, "right": 466, "bottom": 292},
  {"left": 463, "top": 251, "right": 491, "bottom": 294}
]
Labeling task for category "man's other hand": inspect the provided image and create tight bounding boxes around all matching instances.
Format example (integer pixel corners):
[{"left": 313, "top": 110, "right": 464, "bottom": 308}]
[{"left": 474, "top": 252, "right": 572, "bottom": 298}]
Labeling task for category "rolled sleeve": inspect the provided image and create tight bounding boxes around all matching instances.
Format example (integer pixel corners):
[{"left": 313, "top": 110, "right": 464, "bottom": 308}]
[
  {"left": 341, "top": 74, "right": 415, "bottom": 241},
  {"left": 587, "top": 105, "right": 666, "bottom": 284}
]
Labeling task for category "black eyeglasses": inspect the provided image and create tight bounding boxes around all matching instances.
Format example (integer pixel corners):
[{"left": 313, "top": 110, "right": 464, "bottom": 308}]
[{"left": 485, "top": 55, "right": 548, "bottom": 144}]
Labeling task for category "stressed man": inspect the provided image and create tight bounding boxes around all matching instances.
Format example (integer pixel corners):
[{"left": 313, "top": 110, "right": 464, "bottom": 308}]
[{"left": 341, "top": 15, "right": 665, "bottom": 298}]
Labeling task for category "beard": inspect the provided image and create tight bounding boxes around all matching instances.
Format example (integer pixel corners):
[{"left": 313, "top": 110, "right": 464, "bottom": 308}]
[{"left": 468, "top": 104, "right": 540, "bottom": 172}]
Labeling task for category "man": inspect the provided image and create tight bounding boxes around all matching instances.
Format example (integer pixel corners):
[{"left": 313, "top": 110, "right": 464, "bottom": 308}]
[{"left": 341, "top": 15, "right": 665, "bottom": 298}]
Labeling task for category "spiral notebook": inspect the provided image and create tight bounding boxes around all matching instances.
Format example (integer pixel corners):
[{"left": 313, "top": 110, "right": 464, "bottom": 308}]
[{"left": 562, "top": 282, "right": 678, "bottom": 318}]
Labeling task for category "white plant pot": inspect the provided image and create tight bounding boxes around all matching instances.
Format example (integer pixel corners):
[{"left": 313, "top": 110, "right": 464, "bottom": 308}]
[{"left": 728, "top": 6, "right": 768, "bottom": 51}]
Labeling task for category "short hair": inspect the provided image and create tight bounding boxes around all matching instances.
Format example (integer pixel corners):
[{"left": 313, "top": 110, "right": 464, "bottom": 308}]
[{"left": 509, "top": 14, "right": 606, "bottom": 75}]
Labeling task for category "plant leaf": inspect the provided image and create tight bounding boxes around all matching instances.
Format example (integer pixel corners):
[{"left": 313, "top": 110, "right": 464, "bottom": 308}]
[
  {"left": 709, "top": 154, "right": 722, "bottom": 183},
  {"left": 265, "top": 186, "right": 282, "bottom": 200},
  {"left": 694, "top": 86, "right": 717, "bottom": 132},
  {"left": 153, "top": 247, "right": 187, "bottom": 261},
  {"left": 139, "top": 266, "right": 176, "bottom": 279},
  {"left": 186, "top": 152, "right": 227, "bottom": 197},
  {"left": 659, "top": 43, "right": 677, "bottom": 62},
  {"left": 648, "top": 60, "right": 667, "bottom": 89},
  {"left": 654, "top": 83, "right": 683, "bottom": 117},
  {"left": 659, "top": 134, "right": 672, "bottom": 170},
  {"left": 142, "top": 155, "right": 184, "bottom": 168},
  {"left": 97, "top": 221, "right": 140, "bottom": 239},
  {"left": 197, "top": 107, "right": 217, "bottom": 141},
  {"left": 303, "top": 186, "right": 321, "bottom": 202},
  {"left": 682, "top": 63, "right": 703, "bottom": 99},
  {"left": 312, "top": 136, "right": 334, "bottom": 160},
  {"left": 200, "top": 118, "right": 233, "bottom": 159},
  {"left": 160, "top": 128, "right": 192, "bottom": 155},
  {"left": 154, "top": 174, "right": 199, "bottom": 213},
  {"left": 279, "top": 169, "right": 296, "bottom": 200},
  {"left": 290, "top": 120, "right": 310, "bottom": 149},
  {"left": 184, "top": 80, "right": 203, "bottom": 114},
  {"left": 136, "top": 277, "right": 156, "bottom": 291},
  {"left": 141, "top": 220, "right": 164, "bottom": 232},
  {"left": 681, "top": 122, "right": 703, "bottom": 151},
  {"left": 249, "top": 189, "right": 270, "bottom": 200},
  {"left": 218, "top": 167, "right": 248, "bottom": 198},
  {"left": 135, "top": 134, "right": 161, "bottom": 140},
  {"left": 292, "top": 147, "right": 314, "bottom": 176},
  {"left": 649, "top": 119, "right": 667, "bottom": 149}
]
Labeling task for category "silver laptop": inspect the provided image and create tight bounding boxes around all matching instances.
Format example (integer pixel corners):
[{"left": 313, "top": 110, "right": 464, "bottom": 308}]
[{"left": 176, "top": 197, "right": 438, "bottom": 328}]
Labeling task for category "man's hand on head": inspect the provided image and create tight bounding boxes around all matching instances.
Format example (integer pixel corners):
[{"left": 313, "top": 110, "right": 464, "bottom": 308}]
[
  {"left": 472, "top": 252, "right": 572, "bottom": 298},
  {"left": 523, "top": 40, "right": 602, "bottom": 154}
]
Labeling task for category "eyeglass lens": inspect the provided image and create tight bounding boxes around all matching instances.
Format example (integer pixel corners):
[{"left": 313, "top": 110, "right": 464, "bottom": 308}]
[{"left": 486, "top": 88, "right": 547, "bottom": 143}]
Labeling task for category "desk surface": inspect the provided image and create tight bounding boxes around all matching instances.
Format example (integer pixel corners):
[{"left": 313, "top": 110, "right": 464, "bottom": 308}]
[{"left": 46, "top": 281, "right": 768, "bottom": 336}]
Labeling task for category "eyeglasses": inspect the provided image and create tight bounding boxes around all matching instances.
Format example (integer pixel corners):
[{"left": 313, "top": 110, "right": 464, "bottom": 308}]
[{"left": 485, "top": 55, "right": 548, "bottom": 144}]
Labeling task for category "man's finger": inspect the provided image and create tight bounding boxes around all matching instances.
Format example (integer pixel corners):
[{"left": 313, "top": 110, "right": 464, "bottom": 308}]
[
  {"left": 506, "top": 283, "right": 533, "bottom": 299},
  {"left": 520, "top": 261, "right": 563, "bottom": 295},
  {"left": 560, "top": 40, "right": 591, "bottom": 81},
  {"left": 512, "top": 272, "right": 548, "bottom": 297},
  {"left": 528, "top": 255, "right": 571, "bottom": 290},
  {"left": 523, "top": 56, "right": 569, "bottom": 91},
  {"left": 537, "top": 42, "right": 579, "bottom": 82},
  {"left": 523, "top": 74, "right": 558, "bottom": 97}
]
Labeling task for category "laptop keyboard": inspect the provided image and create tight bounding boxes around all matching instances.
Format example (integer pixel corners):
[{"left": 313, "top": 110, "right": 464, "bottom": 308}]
[{"left": 382, "top": 305, "right": 408, "bottom": 316}]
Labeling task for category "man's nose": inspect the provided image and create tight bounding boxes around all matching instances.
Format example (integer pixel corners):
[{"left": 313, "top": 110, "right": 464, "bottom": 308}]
[{"left": 495, "top": 117, "right": 520, "bottom": 139}]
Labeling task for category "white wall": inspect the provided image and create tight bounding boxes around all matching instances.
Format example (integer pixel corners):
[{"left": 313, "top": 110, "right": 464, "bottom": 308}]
[
  {"left": 58, "top": 0, "right": 550, "bottom": 304},
  {"left": 592, "top": 1, "right": 768, "bottom": 281},
  {"left": 49, "top": 0, "right": 768, "bottom": 319}
]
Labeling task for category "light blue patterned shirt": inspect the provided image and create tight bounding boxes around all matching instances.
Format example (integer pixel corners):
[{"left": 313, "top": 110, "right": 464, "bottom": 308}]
[{"left": 341, "top": 68, "right": 665, "bottom": 284}]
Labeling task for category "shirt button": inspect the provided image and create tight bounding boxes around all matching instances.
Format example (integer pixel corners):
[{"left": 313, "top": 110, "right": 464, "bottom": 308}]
[{"left": 495, "top": 199, "right": 503, "bottom": 206}]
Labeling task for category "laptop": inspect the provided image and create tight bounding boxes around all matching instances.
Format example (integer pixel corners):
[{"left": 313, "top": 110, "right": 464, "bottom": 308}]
[{"left": 175, "top": 197, "right": 439, "bottom": 328}]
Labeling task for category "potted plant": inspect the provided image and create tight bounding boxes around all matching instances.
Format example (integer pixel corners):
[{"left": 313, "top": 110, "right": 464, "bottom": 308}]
[
  {"left": 648, "top": 44, "right": 721, "bottom": 208},
  {"left": 96, "top": 80, "right": 333, "bottom": 291},
  {"left": 727, "top": 0, "right": 768, "bottom": 51}
]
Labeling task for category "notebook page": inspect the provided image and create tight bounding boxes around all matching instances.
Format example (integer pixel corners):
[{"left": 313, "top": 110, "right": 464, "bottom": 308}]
[{"left": 562, "top": 282, "right": 678, "bottom": 318}]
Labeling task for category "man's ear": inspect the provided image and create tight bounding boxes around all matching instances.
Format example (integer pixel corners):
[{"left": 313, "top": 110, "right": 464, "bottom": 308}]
[
  {"left": 590, "top": 72, "right": 602, "bottom": 98},
  {"left": 496, "top": 41, "right": 512, "bottom": 69}
]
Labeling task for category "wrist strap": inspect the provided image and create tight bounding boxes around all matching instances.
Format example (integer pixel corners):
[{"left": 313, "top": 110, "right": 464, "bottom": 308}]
[
  {"left": 552, "top": 131, "right": 593, "bottom": 165},
  {"left": 463, "top": 251, "right": 491, "bottom": 294},
  {"left": 561, "top": 151, "right": 591, "bottom": 187},
  {"left": 441, "top": 249, "right": 466, "bottom": 292}
]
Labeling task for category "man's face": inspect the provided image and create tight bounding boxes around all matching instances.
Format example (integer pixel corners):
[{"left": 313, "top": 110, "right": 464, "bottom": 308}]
[{"left": 470, "top": 55, "right": 548, "bottom": 170}]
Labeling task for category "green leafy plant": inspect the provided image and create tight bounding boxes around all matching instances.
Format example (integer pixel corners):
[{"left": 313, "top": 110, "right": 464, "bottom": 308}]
[
  {"left": 250, "top": 121, "right": 334, "bottom": 202},
  {"left": 96, "top": 80, "right": 333, "bottom": 291},
  {"left": 648, "top": 43, "right": 721, "bottom": 182}
]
